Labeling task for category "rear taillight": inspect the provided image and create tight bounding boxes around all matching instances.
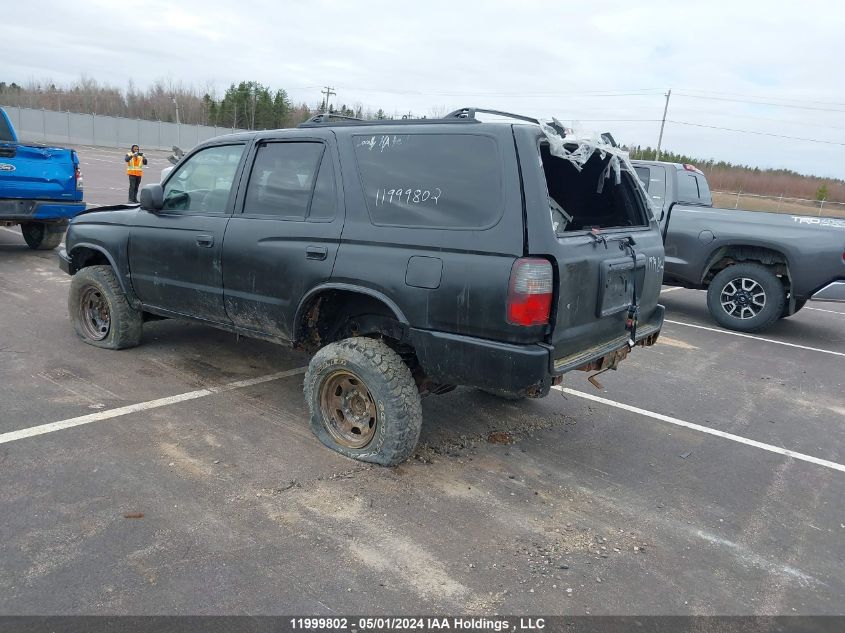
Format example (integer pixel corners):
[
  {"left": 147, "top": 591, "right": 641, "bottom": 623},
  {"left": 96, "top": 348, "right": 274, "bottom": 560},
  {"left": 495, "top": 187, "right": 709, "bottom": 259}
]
[
  {"left": 75, "top": 166, "right": 83, "bottom": 191},
  {"left": 507, "top": 258, "right": 553, "bottom": 326}
]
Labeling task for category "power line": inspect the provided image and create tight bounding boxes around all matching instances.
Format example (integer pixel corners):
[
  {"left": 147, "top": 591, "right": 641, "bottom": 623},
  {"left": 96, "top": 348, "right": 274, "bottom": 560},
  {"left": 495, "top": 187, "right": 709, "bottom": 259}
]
[
  {"left": 673, "top": 92, "right": 845, "bottom": 114},
  {"left": 664, "top": 106, "right": 845, "bottom": 132},
  {"left": 667, "top": 120, "right": 845, "bottom": 146},
  {"left": 678, "top": 88, "right": 845, "bottom": 108}
]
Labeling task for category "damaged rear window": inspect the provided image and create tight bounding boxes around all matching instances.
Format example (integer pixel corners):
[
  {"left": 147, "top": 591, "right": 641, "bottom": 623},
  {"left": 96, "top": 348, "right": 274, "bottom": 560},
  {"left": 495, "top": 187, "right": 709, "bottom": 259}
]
[{"left": 540, "top": 142, "right": 649, "bottom": 235}]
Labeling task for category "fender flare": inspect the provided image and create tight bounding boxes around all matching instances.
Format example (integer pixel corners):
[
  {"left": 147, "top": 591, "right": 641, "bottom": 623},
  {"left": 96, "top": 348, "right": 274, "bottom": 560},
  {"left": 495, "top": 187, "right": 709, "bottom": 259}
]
[
  {"left": 699, "top": 243, "right": 791, "bottom": 287},
  {"left": 68, "top": 242, "right": 135, "bottom": 301},
  {"left": 292, "top": 282, "right": 409, "bottom": 346}
]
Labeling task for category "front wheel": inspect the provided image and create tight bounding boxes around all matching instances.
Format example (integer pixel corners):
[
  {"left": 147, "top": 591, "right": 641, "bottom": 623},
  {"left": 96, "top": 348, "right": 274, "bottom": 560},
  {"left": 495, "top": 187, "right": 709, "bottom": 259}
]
[
  {"left": 706, "top": 263, "right": 785, "bottom": 332},
  {"left": 68, "top": 265, "right": 143, "bottom": 349},
  {"left": 304, "top": 337, "right": 422, "bottom": 466},
  {"left": 21, "top": 222, "right": 64, "bottom": 250}
]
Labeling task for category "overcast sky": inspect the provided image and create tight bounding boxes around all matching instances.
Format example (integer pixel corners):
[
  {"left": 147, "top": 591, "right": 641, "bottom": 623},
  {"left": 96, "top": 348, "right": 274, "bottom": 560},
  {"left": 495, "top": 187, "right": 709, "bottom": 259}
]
[{"left": 5, "top": 0, "right": 845, "bottom": 178}]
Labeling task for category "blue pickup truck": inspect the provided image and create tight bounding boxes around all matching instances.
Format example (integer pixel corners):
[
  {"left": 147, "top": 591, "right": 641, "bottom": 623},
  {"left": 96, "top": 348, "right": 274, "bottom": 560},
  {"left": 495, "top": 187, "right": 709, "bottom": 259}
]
[{"left": 0, "top": 106, "right": 85, "bottom": 249}]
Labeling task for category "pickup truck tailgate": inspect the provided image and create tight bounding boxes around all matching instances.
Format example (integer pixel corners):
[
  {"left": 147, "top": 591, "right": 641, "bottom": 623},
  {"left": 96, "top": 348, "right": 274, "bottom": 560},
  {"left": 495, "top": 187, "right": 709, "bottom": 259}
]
[{"left": 0, "top": 143, "right": 81, "bottom": 201}]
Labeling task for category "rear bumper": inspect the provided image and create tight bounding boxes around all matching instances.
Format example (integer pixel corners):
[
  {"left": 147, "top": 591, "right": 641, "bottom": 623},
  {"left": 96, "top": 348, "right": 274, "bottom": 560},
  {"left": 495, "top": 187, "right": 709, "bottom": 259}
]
[
  {"left": 410, "top": 305, "right": 664, "bottom": 394},
  {"left": 811, "top": 281, "right": 845, "bottom": 303},
  {"left": 0, "top": 198, "right": 86, "bottom": 222}
]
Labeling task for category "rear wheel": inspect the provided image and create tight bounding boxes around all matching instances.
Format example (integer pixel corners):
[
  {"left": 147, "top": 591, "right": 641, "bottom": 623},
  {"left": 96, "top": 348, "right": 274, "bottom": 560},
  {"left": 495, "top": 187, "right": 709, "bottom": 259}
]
[
  {"left": 21, "top": 222, "right": 64, "bottom": 250},
  {"left": 706, "top": 263, "right": 785, "bottom": 332},
  {"left": 68, "top": 265, "right": 143, "bottom": 349},
  {"left": 304, "top": 337, "right": 422, "bottom": 466}
]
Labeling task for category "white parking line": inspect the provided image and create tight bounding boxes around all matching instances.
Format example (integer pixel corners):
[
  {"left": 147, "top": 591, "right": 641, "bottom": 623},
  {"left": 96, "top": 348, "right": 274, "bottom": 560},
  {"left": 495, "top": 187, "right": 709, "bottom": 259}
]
[
  {"left": 660, "top": 286, "right": 684, "bottom": 293},
  {"left": 806, "top": 306, "right": 845, "bottom": 316},
  {"left": 665, "top": 319, "right": 845, "bottom": 358},
  {"left": 0, "top": 367, "right": 307, "bottom": 446},
  {"left": 0, "top": 226, "right": 20, "bottom": 236},
  {"left": 554, "top": 386, "right": 845, "bottom": 474}
]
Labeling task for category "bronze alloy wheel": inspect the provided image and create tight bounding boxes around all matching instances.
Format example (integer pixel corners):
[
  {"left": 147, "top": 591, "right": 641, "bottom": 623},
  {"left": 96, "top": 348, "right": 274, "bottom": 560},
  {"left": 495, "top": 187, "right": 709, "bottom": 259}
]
[
  {"left": 78, "top": 285, "right": 111, "bottom": 341},
  {"left": 318, "top": 370, "right": 378, "bottom": 449}
]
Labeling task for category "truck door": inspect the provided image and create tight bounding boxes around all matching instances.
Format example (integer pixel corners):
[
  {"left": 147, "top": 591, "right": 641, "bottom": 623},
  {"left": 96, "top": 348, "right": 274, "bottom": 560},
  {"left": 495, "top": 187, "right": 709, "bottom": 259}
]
[
  {"left": 128, "top": 143, "right": 247, "bottom": 322},
  {"left": 221, "top": 134, "right": 343, "bottom": 340}
]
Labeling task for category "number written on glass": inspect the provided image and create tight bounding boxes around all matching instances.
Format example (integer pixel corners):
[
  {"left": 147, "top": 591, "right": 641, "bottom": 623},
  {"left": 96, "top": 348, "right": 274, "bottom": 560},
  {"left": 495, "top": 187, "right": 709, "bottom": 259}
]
[{"left": 374, "top": 187, "right": 442, "bottom": 206}]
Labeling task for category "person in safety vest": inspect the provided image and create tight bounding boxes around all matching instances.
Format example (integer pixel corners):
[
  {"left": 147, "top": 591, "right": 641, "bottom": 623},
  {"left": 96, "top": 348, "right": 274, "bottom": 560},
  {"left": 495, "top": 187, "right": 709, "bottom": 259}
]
[{"left": 125, "top": 144, "right": 148, "bottom": 203}]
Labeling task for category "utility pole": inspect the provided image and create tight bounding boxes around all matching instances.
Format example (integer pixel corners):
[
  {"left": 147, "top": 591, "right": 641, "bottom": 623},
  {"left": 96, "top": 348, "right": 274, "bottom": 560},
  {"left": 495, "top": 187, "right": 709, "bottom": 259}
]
[
  {"left": 172, "top": 97, "right": 180, "bottom": 125},
  {"left": 656, "top": 89, "right": 671, "bottom": 161},
  {"left": 321, "top": 86, "right": 336, "bottom": 114}
]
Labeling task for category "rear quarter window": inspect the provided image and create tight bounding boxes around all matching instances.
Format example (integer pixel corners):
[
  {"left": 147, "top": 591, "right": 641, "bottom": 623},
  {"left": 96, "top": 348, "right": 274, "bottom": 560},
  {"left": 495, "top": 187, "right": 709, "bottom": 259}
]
[{"left": 353, "top": 133, "right": 502, "bottom": 229}]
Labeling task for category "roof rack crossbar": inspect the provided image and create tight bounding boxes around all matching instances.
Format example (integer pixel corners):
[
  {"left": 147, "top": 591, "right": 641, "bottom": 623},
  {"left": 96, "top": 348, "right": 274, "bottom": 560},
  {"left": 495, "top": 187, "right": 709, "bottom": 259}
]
[
  {"left": 299, "top": 113, "right": 366, "bottom": 127},
  {"left": 445, "top": 107, "right": 540, "bottom": 125}
]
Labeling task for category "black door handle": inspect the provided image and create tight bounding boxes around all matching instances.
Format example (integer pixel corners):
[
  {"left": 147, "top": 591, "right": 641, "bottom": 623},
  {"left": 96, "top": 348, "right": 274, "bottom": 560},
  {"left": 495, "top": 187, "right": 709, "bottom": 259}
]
[
  {"left": 305, "top": 246, "right": 328, "bottom": 261},
  {"left": 196, "top": 235, "right": 214, "bottom": 248}
]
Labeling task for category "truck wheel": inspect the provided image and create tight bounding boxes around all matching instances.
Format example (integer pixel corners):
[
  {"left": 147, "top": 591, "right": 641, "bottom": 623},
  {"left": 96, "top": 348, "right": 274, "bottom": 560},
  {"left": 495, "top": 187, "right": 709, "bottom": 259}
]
[
  {"left": 304, "top": 337, "right": 422, "bottom": 466},
  {"left": 68, "top": 265, "right": 143, "bottom": 349},
  {"left": 706, "top": 263, "right": 785, "bottom": 332},
  {"left": 21, "top": 222, "right": 64, "bottom": 250},
  {"left": 781, "top": 299, "right": 807, "bottom": 319}
]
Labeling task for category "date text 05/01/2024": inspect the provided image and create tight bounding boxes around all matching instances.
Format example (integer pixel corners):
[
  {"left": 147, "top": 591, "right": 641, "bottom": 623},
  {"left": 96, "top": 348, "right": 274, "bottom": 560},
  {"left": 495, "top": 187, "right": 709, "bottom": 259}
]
[{"left": 289, "top": 617, "right": 547, "bottom": 631}]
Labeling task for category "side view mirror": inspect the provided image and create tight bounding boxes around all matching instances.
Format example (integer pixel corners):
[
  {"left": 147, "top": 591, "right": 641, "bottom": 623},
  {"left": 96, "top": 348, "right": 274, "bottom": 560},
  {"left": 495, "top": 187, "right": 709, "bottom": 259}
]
[{"left": 139, "top": 183, "right": 164, "bottom": 211}]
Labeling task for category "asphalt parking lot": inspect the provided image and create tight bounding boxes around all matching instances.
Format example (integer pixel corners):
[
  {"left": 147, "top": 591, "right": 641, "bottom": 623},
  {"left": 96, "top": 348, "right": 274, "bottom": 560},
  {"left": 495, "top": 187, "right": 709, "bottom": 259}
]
[{"left": 1, "top": 145, "right": 844, "bottom": 615}]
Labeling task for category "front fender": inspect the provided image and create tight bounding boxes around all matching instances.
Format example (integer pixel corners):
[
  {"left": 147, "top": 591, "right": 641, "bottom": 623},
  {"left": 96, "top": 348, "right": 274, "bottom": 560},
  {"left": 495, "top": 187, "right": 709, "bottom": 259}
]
[{"left": 67, "top": 242, "right": 137, "bottom": 305}]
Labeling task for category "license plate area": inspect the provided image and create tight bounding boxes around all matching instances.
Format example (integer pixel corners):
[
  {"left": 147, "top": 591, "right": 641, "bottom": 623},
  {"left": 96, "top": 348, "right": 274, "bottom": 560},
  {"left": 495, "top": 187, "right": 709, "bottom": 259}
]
[{"left": 597, "top": 255, "right": 645, "bottom": 318}]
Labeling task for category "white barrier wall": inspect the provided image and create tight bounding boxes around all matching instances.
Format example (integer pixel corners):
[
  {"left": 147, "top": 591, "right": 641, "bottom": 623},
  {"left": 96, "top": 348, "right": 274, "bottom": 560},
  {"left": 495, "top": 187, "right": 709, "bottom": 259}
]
[{"left": 1, "top": 105, "right": 248, "bottom": 151}]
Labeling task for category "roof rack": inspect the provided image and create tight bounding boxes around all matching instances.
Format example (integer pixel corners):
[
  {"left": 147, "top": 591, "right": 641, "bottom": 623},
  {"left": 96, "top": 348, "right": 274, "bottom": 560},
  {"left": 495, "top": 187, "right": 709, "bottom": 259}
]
[
  {"left": 445, "top": 107, "right": 540, "bottom": 125},
  {"left": 299, "top": 113, "right": 366, "bottom": 127},
  {"left": 297, "top": 106, "right": 546, "bottom": 129}
]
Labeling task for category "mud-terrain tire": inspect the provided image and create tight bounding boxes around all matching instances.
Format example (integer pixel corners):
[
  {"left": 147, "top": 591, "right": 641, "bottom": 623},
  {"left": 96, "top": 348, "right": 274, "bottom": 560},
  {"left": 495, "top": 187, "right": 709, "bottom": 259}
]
[
  {"left": 304, "top": 337, "right": 422, "bottom": 466},
  {"left": 781, "top": 299, "right": 807, "bottom": 319},
  {"left": 706, "top": 263, "right": 785, "bottom": 333},
  {"left": 21, "top": 222, "right": 64, "bottom": 250},
  {"left": 68, "top": 265, "right": 143, "bottom": 349}
]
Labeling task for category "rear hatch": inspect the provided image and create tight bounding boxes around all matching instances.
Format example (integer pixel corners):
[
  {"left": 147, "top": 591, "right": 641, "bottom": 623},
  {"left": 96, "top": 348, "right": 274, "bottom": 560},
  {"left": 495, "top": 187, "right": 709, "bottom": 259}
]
[
  {"left": 513, "top": 125, "right": 665, "bottom": 370},
  {"left": 0, "top": 143, "right": 82, "bottom": 202}
]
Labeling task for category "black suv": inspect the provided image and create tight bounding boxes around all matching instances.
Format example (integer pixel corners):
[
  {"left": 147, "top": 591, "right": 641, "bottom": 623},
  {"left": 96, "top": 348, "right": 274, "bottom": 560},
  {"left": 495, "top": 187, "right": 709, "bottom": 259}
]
[{"left": 58, "top": 108, "right": 666, "bottom": 465}]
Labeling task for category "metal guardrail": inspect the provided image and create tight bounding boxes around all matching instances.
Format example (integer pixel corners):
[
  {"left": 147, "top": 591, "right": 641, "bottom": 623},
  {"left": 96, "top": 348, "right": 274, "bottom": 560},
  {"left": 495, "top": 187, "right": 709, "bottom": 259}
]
[{"left": 1, "top": 104, "right": 249, "bottom": 152}]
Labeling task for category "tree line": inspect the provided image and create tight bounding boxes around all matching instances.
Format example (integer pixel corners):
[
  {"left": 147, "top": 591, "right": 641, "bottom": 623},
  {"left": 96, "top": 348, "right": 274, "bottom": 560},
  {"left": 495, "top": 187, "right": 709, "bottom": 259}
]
[{"left": 0, "top": 77, "right": 392, "bottom": 129}]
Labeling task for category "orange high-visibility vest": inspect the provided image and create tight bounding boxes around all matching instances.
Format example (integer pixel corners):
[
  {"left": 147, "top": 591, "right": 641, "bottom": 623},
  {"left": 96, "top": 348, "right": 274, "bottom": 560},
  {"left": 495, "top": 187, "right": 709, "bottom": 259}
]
[{"left": 126, "top": 153, "right": 144, "bottom": 177}]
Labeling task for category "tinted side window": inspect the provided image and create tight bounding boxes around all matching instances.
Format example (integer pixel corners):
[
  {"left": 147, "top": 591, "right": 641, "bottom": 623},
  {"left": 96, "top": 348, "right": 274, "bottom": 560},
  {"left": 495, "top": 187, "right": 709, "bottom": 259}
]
[
  {"left": 677, "top": 173, "right": 700, "bottom": 203},
  {"left": 244, "top": 142, "right": 323, "bottom": 219},
  {"left": 163, "top": 144, "right": 245, "bottom": 214},
  {"left": 354, "top": 133, "right": 501, "bottom": 229}
]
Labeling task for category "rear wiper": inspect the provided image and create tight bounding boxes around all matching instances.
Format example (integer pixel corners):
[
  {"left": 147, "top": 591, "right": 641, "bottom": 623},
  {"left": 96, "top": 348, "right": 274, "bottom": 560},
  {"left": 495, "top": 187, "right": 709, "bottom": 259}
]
[{"left": 550, "top": 198, "right": 573, "bottom": 235}]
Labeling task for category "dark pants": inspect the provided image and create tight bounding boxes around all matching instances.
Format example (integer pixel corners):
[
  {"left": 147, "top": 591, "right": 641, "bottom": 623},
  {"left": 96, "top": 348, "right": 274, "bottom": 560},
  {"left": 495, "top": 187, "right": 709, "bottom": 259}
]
[{"left": 128, "top": 175, "right": 142, "bottom": 203}]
